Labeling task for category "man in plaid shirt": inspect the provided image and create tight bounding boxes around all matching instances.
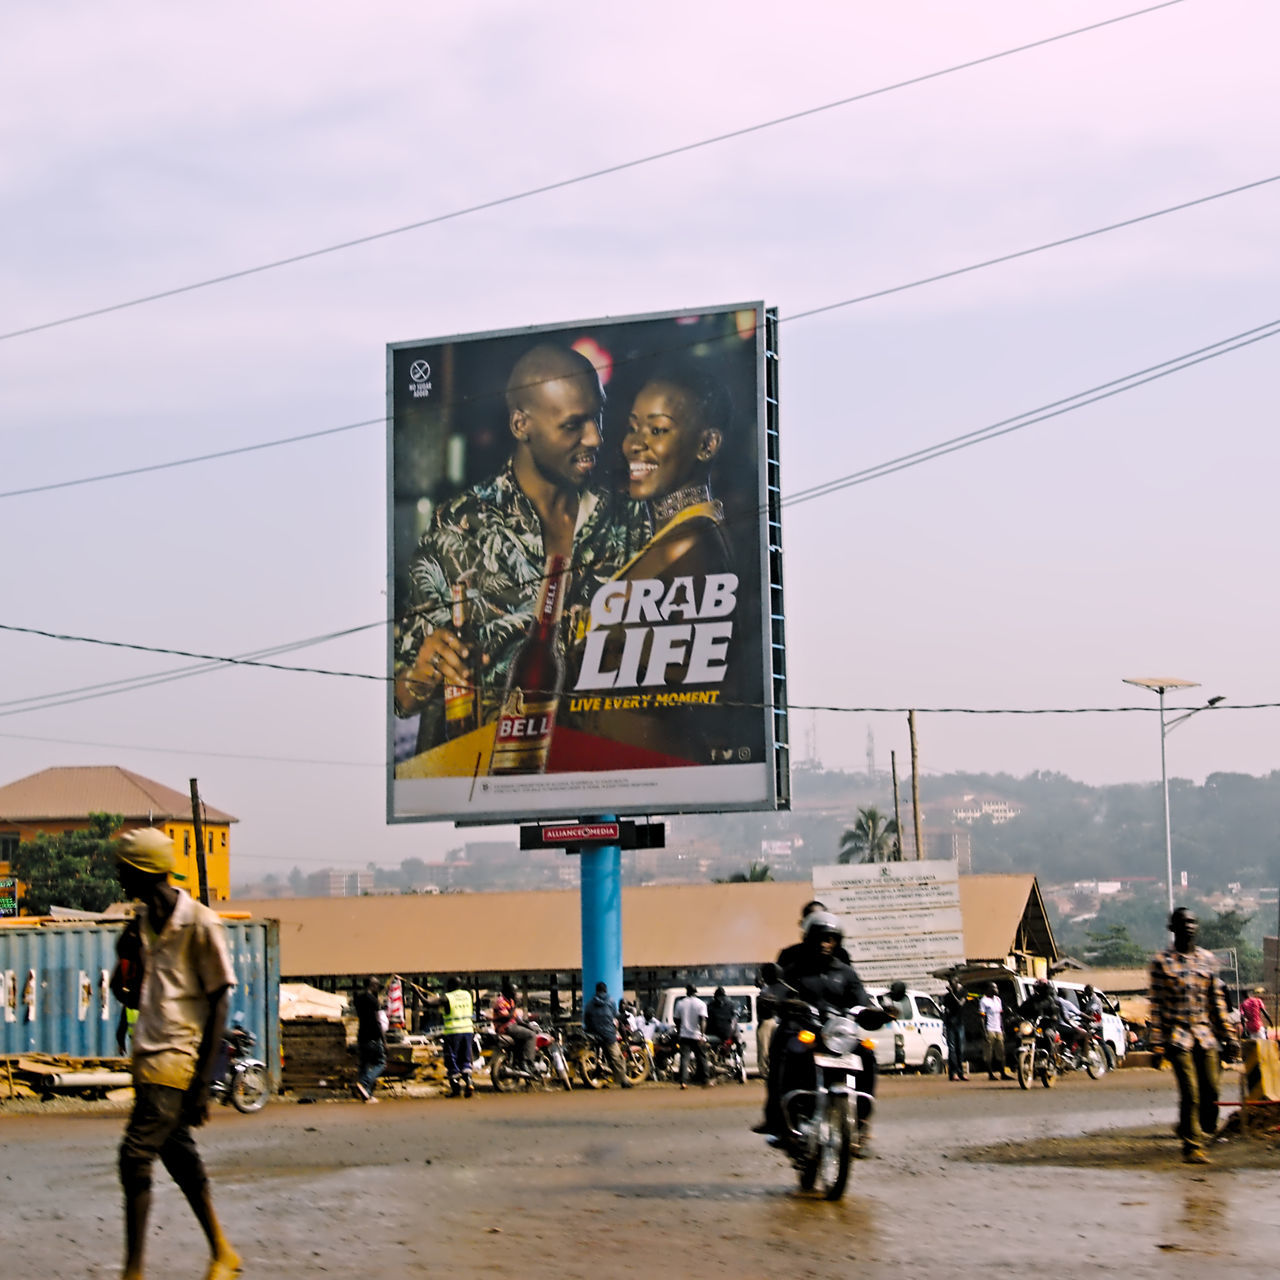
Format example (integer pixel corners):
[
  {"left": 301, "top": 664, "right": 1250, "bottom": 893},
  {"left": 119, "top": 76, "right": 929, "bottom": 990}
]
[{"left": 1148, "top": 907, "right": 1239, "bottom": 1164}]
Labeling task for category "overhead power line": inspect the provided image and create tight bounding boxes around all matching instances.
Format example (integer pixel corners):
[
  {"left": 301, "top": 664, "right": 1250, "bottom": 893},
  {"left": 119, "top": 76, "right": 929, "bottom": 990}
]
[
  {"left": 0, "top": 0, "right": 1189, "bottom": 343},
  {"left": 4, "top": 166, "right": 1273, "bottom": 504},
  {"left": 3, "top": 307, "right": 1278, "bottom": 702}
]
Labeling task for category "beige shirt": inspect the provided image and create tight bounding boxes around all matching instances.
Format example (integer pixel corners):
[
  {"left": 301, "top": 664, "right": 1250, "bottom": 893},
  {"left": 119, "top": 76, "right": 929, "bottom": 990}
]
[{"left": 132, "top": 889, "right": 237, "bottom": 1089}]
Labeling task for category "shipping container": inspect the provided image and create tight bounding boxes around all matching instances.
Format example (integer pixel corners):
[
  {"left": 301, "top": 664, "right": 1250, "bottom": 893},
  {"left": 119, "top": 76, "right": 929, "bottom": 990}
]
[{"left": 0, "top": 917, "right": 281, "bottom": 1087}]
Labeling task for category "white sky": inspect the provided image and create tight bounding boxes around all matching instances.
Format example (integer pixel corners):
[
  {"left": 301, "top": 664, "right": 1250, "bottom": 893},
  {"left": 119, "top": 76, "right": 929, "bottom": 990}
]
[{"left": 2, "top": 1, "right": 1277, "bottom": 877}]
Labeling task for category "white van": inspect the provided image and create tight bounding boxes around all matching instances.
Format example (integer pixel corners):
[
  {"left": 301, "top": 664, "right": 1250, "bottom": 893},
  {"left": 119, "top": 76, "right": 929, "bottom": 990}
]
[
  {"left": 867, "top": 986, "right": 947, "bottom": 1074},
  {"left": 956, "top": 967, "right": 1127, "bottom": 1069},
  {"left": 657, "top": 986, "right": 761, "bottom": 1074}
]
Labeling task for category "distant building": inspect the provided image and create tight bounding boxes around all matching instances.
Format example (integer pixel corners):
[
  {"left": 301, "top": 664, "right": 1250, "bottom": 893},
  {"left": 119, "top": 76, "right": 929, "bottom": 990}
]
[
  {"left": 326, "top": 870, "right": 375, "bottom": 897},
  {"left": 941, "top": 793, "right": 1021, "bottom": 826},
  {"left": 0, "top": 765, "right": 237, "bottom": 905}
]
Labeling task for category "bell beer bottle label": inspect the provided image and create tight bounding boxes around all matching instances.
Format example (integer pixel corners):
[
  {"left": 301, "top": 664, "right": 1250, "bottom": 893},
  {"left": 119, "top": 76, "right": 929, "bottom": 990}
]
[
  {"left": 490, "top": 555, "right": 569, "bottom": 775},
  {"left": 443, "top": 582, "right": 478, "bottom": 739}
]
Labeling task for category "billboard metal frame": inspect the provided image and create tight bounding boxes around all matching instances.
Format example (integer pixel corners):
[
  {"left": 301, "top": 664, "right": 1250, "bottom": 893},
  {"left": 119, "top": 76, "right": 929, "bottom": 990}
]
[{"left": 386, "top": 302, "right": 788, "bottom": 825}]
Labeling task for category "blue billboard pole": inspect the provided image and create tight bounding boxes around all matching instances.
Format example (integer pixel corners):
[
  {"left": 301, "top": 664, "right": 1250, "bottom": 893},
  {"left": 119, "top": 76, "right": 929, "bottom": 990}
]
[{"left": 580, "top": 816, "right": 623, "bottom": 1008}]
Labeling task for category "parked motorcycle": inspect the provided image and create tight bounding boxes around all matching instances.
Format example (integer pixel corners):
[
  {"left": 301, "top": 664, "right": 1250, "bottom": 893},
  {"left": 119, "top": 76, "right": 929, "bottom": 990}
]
[
  {"left": 770, "top": 998, "right": 889, "bottom": 1201},
  {"left": 489, "top": 1021, "right": 573, "bottom": 1092},
  {"left": 210, "top": 1022, "right": 270, "bottom": 1114},
  {"left": 707, "top": 1035, "right": 748, "bottom": 1084},
  {"left": 568, "top": 1028, "right": 652, "bottom": 1088},
  {"left": 650, "top": 1025, "right": 679, "bottom": 1083},
  {"left": 1014, "top": 1016, "right": 1059, "bottom": 1089}
]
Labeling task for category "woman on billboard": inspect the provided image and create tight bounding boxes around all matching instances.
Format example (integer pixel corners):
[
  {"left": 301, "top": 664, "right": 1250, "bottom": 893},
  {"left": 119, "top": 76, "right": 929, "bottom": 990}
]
[{"left": 569, "top": 362, "right": 745, "bottom": 765}]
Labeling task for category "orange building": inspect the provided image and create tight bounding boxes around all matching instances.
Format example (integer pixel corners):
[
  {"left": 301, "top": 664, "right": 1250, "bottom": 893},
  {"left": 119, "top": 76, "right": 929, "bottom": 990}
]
[{"left": 0, "top": 765, "right": 236, "bottom": 908}]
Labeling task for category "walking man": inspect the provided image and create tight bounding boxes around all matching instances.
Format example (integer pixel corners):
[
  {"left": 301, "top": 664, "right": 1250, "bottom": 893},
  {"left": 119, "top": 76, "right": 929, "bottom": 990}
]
[
  {"left": 353, "top": 977, "right": 387, "bottom": 1102},
  {"left": 1149, "top": 907, "right": 1240, "bottom": 1164},
  {"left": 978, "top": 982, "right": 1010, "bottom": 1080},
  {"left": 111, "top": 827, "right": 240, "bottom": 1280},
  {"left": 1239, "top": 986, "right": 1272, "bottom": 1041}
]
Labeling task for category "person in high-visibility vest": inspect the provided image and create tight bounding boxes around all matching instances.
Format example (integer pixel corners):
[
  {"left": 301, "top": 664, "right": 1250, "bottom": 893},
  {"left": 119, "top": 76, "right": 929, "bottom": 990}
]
[{"left": 427, "top": 977, "right": 475, "bottom": 1098}]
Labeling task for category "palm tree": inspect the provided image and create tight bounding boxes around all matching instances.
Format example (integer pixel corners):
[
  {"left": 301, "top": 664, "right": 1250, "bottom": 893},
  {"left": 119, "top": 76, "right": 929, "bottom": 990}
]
[
  {"left": 713, "top": 861, "right": 775, "bottom": 884},
  {"left": 838, "top": 806, "right": 900, "bottom": 864}
]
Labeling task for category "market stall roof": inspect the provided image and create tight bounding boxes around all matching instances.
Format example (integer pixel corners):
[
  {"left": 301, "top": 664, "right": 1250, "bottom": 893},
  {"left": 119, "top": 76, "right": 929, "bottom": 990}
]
[{"left": 232, "top": 873, "right": 1056, "bottom": 978}]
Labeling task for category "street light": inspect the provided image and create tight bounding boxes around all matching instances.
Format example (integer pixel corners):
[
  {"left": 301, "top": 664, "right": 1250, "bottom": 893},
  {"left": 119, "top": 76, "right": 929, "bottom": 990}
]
[{"left": 1122, "top": 676, "right": 1224, "bottom": 917}]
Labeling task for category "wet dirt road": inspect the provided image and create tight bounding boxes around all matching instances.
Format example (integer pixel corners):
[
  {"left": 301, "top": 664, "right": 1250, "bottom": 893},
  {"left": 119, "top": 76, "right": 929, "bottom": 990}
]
[{"left": 5, "top": 1069, "right": 1279, "bottom": 1278}]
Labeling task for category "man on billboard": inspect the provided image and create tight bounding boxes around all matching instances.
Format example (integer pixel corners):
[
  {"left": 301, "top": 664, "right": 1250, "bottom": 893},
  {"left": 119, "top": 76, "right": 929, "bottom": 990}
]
[{"left": 393, "top": 343, "right": 638, "bottom": 755}]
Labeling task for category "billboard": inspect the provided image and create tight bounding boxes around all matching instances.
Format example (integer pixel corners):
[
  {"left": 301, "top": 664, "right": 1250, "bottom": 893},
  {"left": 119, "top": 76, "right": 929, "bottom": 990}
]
[
  {"left": 387, "top": 303, "right": 788, "bottom": 824},
  {"left": 812, "top": 861, "right": 966, "bottom": 992}
]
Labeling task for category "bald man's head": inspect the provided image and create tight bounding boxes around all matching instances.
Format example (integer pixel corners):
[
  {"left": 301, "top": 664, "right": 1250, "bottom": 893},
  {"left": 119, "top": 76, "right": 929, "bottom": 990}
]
[
  {"left": 506, "top": 344, "right": 605, "bottom": 494},
  {"left": 505, "top": 344, "right": 603, "bottom": 417}
]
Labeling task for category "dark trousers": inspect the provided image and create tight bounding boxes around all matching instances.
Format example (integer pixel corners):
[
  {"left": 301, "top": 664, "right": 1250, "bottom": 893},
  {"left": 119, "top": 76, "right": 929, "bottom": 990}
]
[
  {"left": 1170, "top": 1044, "right": 1221, "bottom": 1153},
  {"left": 678, "top": 1037, "right": 708, "bottom": 1085},
  {"left": 119, "top": 1083, "right": 207, "bottom": 1201},
  {"left": 945, "top": 1023, "right": 966, "bottom": 1078},
  {"left": 443, "top": 1032, "right": 473, "bottom": 1083},
  {"left": 358, "top": 1038, "right": 386, "bottom": 1094}
]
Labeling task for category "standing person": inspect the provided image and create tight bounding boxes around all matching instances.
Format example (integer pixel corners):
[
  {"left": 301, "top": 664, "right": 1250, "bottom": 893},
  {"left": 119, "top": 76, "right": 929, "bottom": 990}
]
[
  {"left": 978, "top": 983, "right": 1010, "bottom": 1081},
  {"left": 583, "top": 981, "right": 632, "bottom": 1088},
  {"left": 673, "top": 984, "right": 708, "bottom": 1090},
  {"left": 425, "top": 977, "right": 475, "bottom": 1098},
  {"left": 941, "top": 976, "right": 969, "bottom": 1081},
  {"left": 1149, "top": 907, "right": 1240, "bottom": 1165},
  {"left": 755, "top": 963, "right": 786, "bottom": 1080},
  {"left": 110, "top": 828, "right": 240, "bottom": 1280},
  {"left": 353, "top": 977, "right": 386, "bottom": 1103},
  {"left": 1239, "top": 986, "right": 1272, "bottom": 1041}
]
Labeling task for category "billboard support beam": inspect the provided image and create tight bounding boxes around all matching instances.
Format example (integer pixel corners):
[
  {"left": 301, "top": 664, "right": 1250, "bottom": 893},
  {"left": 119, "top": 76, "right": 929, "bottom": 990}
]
[{"left": 580, "top": 819, "right": 622, "bottom": 1011}]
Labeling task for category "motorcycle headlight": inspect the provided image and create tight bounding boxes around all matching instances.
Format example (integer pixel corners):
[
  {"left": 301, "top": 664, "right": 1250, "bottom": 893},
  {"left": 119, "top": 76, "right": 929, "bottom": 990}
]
[
  {"left": 821, "top": 1015, "right": 859, "bottom": 1056},
  {"left": 1017, "top": 1021, "right": 1033, "bottom": 1036}
]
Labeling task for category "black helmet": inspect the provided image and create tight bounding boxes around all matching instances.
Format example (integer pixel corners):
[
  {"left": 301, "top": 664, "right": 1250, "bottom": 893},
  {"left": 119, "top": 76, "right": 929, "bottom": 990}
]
[{"left": 803, "top": 911, "right": 843, "bottom": 943}]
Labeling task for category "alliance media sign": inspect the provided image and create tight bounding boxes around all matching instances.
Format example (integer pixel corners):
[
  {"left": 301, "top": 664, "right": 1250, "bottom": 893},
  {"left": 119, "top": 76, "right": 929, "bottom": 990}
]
[{"left": 386, "top": 303, "right": 787, "bottom": 824}]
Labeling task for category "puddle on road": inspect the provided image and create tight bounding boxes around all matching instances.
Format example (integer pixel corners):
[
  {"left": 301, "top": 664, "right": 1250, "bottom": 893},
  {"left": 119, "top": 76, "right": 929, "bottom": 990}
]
[{"left": 963, "top": 1123, "right": 1280, "bottom": 1170}]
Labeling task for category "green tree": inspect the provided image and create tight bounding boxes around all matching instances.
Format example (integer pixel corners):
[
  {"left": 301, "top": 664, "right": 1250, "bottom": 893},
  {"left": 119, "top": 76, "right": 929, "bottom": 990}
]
[
  {"left": 11, "top": 812, "right": 124, "bottom": 915},
  {"left": 1081, "top": 923, "right": 1149, "bottom": 967},
  {"left": 838, "top": 807, "right": 900, "bottom": 864},
  {"left": 714, "top": 861, "right": 775, "bottom": 884}
]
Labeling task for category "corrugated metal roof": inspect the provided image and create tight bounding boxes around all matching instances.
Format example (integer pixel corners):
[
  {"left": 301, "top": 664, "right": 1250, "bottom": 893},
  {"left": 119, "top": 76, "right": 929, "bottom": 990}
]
[
  {"left": 0, "top": 766, "right": 236, "bottom": 824},
  {"left": 232, "top": 874, "right": 1053, "bottom": 977}
]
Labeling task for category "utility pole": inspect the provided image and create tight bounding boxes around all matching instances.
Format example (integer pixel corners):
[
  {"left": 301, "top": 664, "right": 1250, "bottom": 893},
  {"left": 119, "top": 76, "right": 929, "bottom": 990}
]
[
  {"left": 890, "top": 750, "right": 904, "bottom": 861},
  {"left": 189, "top": 778, "right": 209, "bottom": 906},
  {"left": 908, "top": 711, "right": 923, "bottom": 861}
]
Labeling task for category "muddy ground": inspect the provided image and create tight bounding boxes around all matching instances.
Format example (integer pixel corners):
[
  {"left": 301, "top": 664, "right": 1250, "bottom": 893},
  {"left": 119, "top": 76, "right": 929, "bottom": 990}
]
[{"left": 4, "top": 1069, "right": 1279, "bottom": 1278}]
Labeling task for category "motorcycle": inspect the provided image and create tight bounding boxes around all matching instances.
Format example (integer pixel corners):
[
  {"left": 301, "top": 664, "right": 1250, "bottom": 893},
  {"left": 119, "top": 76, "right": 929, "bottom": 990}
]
[
  {"left": 707, "top": 1034, "right": 748, "bottom": 1084},
  {"left": 1014, "top": 1016, "right": 1059, "bottom": 1089},
  {"left": 489, "top": 1021, "right": 573, "bottom": 1092},
  {"left": 771, "top": 998, "right": 889, "bottom": 1201},
  {"left": 650, "top": 1025, "right": 679, "bottom": 1083},
  {"left": 210, "top": 1024, "right": 270, "bottom": 1114},
  {"left": 567, "top": 1027, "right": 652, "bottom": 1088},
  {"left": 1055, "top": 1018, "right": 1107, "bottom": 1079}
]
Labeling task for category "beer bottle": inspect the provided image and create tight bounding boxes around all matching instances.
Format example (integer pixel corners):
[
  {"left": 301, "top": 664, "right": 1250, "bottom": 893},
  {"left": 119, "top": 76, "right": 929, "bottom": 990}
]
[
  {"left": 489, "top": 555, "right": 570, "bottom": 775},
  {"left": 442, "top": 582, "right": 479, "bottom": 739}
]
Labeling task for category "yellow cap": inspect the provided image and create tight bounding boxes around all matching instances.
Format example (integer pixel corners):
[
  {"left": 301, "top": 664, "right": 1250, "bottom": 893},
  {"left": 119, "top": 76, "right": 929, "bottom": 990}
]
[{"left": 116, "top": 828, "right": 176, "bottom": 875}]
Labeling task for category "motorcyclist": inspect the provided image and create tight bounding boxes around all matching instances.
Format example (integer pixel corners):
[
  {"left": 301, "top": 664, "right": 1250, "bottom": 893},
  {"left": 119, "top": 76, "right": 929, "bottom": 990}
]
[
  {"left": 491, "top": 983, "right": 537, "bottom": 1069},
  {"left": 705, "top": 987, "right": 741, "bottom": 1047},
  {"left": 1080, "top": 984, "right": 1103, "bottom": 1020},
  {"left": 754, "top": 912, "right": 875, "bottom": 1143}
]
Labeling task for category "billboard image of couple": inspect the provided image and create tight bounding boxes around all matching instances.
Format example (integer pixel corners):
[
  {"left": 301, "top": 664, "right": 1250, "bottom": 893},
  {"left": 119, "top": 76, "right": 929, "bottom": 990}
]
[{"left": 387, "top": 302, "right": 786, "bottom": 824}]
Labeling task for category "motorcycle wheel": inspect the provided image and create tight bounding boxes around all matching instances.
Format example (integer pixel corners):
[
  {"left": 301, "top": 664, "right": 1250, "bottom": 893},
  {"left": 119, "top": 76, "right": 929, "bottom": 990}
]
[
  {"left": 230, "top": 1065, "right": 269, "bottom": 1114},
  {"left": 580, "top": 1052, "right": 609, "bottom": 1090},
  {"left": 625, "top": 1043, "right": 652, "bottom": 1085},
  {"left": 1016, "top": 1050, "right": 1032, "bottom": 1090},
  {"left": 490, "top": 1048, "right": 508, "bottom": 1093},
  {"left": 1039, "top": 1054, "right": 1057, "bottom": 1088},
  {"left": 817, "top": 1093, "right": 852, "bottom": 1200},
  {"left": 1085, "top": 1042, "right": 1106, "bottom": 1079},
  {"left": 735, "top": 1050, "right": 748, "bottom": 1086}
]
